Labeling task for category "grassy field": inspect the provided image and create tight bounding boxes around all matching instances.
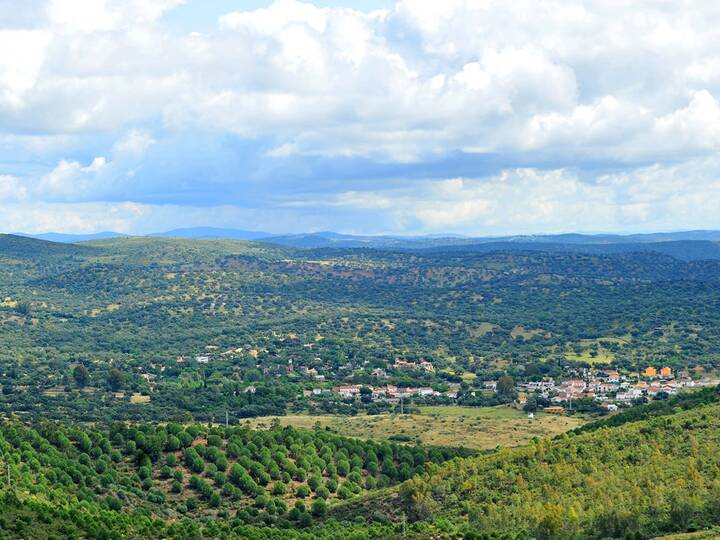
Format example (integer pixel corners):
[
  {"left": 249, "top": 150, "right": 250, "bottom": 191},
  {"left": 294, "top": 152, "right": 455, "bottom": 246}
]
[
  {"left": 564, "top": 348, "right": 615, "bottom": 364},
  {"left": 652, "top": 530, "right": 720, "bottom": 539},
  {"left": 245, "top": 405, "right": 586, "bottom": 450}
]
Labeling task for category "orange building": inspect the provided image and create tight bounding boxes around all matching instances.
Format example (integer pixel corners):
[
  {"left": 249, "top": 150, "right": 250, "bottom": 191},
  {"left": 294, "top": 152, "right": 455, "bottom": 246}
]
[
  {"left": 660, "top": 366, "right": 672, "bottom": 377},
  {"left": 644, "top": 367, "right": 657, "bottom": 377},
  {"left": 543, "top": 406, "right": 565, "bottom": 415}
]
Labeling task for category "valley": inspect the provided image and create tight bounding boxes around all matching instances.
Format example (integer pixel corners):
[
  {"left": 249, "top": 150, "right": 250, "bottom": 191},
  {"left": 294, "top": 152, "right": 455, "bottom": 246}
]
[{"left": 1, "top": 233, "right": 720, "bottom": 539}]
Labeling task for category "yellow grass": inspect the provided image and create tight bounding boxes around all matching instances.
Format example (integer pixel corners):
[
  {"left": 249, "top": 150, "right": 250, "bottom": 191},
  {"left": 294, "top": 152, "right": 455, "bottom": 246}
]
[
  {"left": 246, "top": 405, "right": 585, "bottom": 450},
  {"left": 564, "top": 350, "right": 614, "bottom": 364},
  {"left": 652, "top": 530, "right": 720, "bottom": 539},
  {"left": 470, "top": 322, "right": 499, "bottom": 337},
  {"left": 511, "top": 326, "right": 547, "bottom": 339}
]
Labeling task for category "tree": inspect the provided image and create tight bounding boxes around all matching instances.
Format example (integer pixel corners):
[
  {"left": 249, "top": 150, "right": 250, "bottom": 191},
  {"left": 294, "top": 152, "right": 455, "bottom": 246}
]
[
  {"left": 523, "top": 396, "right": 538, "bottom": 412},
  {"left": 311, "top": 498, "right": 327, "bottom": 517},
  {"left": 497, "top": 375, "right": 515, "bottom": 396},
  {"left": 360, "top": 386, "right": 373, "bottom": 404},
  {"left": 73, "top": 365, "right": 90, "bottom": 387},
  {"left": 107, "top": 369, "right": 125, "bottom": 391},
  {"left": 15, "top": 302, "right": 30, "bottom": 317}
]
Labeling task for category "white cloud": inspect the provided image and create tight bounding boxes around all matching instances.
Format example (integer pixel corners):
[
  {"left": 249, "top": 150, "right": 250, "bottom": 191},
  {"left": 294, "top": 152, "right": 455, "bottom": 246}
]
[
  {"left": 0, "top": 200, "right": 145, "bottom": 234},
  {"left": 2, "top": 0, "right": 720, "bottom": 234},
  {"left": 305, "top": 157, "right": 720, "bottom": 235},
  {"left": 655, "top": 90, "right": 720, "bottom": 151},
  {"left": 2, "top": 0, "right": 720, "bottom": 161},
  {"left": 39, "top": 156, "right": 108, "bottom": 198},
  {"left": 47, "top": 0, "right": 185, "bottom": 33},
  {"left": 0, "top": 175, "right": 27, "bottom": 201},
  {"left": 113, "top": 129, "right": 156, "bottom": 156},
  {"left": 0, "top": 30, "right": 50, "bottom": 108}
]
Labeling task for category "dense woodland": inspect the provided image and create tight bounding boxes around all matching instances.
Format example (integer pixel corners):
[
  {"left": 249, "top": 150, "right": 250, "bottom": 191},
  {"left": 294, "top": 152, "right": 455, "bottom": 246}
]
[
  {"left": 0, "top": 418, "right": 461, "bottom": 537},
  {"left": 1, "top": 234, "right": 720, "bottom": 422}
]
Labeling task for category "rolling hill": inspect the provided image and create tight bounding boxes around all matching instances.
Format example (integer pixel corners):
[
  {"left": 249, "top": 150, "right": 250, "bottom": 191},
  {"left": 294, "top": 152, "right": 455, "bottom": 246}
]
[
  {"left": 334, "top": 386, "right": 720, "bottom": 539},
  {"left": 2, "top": 387, "right": 719, "bottom": 539}
]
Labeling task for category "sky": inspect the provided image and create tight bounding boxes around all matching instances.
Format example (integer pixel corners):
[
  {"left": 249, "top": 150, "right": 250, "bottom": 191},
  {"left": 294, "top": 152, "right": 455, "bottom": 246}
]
[{"left": 2, "top": 0, "right": 720, "bottom": 236}]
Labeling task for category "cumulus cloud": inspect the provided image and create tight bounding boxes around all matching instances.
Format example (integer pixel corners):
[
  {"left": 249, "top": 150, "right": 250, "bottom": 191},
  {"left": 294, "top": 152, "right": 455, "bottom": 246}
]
[
  {"left": 4, "top": 0, "right": 720, "bottom": 158},
  {"left": 1, "top": 0, "right": 720, "bottom": 233},
  {"left": 301, "top": 158, "right": 720, "bottom": 235}
]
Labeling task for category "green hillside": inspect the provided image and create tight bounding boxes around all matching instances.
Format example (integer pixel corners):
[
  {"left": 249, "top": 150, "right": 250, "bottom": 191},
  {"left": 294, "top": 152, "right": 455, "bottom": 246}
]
[
  {"left": 3, "top": 236, "right": 720, "bottom": 424},
  {"left": 334, "top": 387, "right": 720, "bottom": 539},
  {"left": 0, "top": 419, "right": 460, "bottom": 539},
  {"left": 0, "top": 234, "right": 96, "bottom": 259},
  {"left": 3, "top": 389, "right": 720, "bottom": 539}
]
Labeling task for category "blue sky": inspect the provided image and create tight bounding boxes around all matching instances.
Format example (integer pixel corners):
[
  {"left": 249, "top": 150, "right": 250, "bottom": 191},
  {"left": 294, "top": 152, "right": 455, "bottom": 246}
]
[{"left": 1, "top": 0, "right": 720, "bottom": 235}]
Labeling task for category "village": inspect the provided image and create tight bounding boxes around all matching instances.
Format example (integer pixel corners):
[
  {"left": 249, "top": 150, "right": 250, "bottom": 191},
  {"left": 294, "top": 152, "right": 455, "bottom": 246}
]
[
  {"left": 122, "top": 336, "right": 714, "bottom": 418},
  {"left": 308, "top": 364, "right": 712, "bottom": 413},
  {"left": 516, "top": 366, "right": 711, "bottom": 414}
]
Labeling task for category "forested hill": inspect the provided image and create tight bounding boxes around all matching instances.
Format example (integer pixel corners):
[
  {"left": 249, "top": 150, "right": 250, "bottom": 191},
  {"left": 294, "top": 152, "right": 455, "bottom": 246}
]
[
  {"left": 0, "top": 419, "right": 460, "bottom": 539},
  {"left": 423, "top": 239, "right": 720, "bottom": 262},
  {"left": 2, "top": 236, "right": 720, "bottom": 423},
  {"left": 0, "top": 234, "right": 96, "bottom": 258},
  {"left": 3, "top": 389, "right": 719, "bottom": 539},
  {"left": 335, "top": 387, "right": 720, "bottom": 539}
]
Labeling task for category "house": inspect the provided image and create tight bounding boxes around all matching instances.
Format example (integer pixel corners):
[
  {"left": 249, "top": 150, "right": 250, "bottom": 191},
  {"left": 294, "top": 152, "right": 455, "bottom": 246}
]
[
  {"left": 393, "top": 360, "right": 416, "bottom": 370},
  {"left": 195, "top": 355, "right": 210, "bottom": 364},
  {"left": 600, "top": 403, "right": 618, "bottom": 412},
  {"left": 590, "top": 383, "right": 618, "bottom": 393},
  {"left": 420, "top": 361, "right": 435, "bottom": 373},
  {"left": 333, "top": 385, "right": 362, "bottom": 399},
  {"left": 660, "top": 366, "right": 672, "bottom": 378},
  {"left": 543, "top": 406, "right": 565, "bottom": 414},
  {"left": 644, "top": 367, "right": 657, "bottom": 377},
  {"left": 523, "top": 379, "right": 555, "bottom": 392}
]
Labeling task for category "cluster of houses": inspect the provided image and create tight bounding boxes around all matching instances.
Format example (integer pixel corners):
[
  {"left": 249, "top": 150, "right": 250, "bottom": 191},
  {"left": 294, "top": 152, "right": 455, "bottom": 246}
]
[
  {"left": 392, "top": 360, "right": 436, "bottom": 373},
  {"left": 518, "top": 367, "right": 708, "bottom": 412},
  {"left": 187, "top": 342, "right": 715, "bottom": 416},
  {"left": 302, "top": 383, "right": 460, "bottom": 402}
]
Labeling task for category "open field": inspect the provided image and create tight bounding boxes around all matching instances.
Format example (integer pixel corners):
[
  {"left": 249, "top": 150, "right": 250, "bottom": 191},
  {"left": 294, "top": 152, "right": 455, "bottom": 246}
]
[
  {"left": 653, "top": 530, "right": 720, "bottom": 539},
  {"left": 564, "top": 350, "right": 615, "bottom": 364},
  {"left": 245, "top": 405, "right": 586, "bottom": 450}
]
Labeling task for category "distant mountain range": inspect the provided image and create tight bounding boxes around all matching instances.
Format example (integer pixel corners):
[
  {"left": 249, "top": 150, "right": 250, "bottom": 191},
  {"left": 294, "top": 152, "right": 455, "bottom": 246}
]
[{"left": 9, "top": 227, "right": 720, "bottom": 261}]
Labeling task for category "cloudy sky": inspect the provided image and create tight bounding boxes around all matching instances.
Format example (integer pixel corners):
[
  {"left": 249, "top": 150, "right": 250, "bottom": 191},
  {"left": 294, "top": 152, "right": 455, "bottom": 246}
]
[{"left": 2, "top": 0, "right": 720, "bottom": 235}]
